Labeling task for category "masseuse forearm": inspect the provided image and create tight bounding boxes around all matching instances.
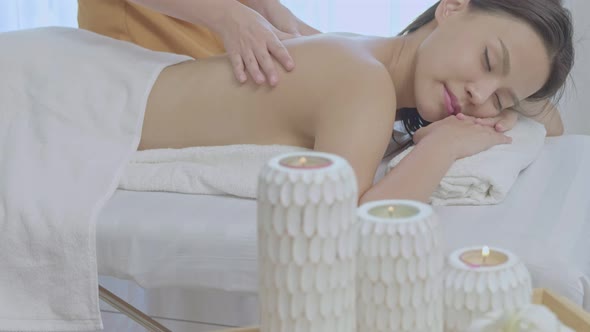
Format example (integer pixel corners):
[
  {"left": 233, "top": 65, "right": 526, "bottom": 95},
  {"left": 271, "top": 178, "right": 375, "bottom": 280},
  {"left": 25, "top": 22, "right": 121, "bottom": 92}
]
[
  {"left": 359, "top": 138, "right": 455, "bottom": 205},
  {"left": 127, "top": 0, "right": 242, "bottom": 33}
]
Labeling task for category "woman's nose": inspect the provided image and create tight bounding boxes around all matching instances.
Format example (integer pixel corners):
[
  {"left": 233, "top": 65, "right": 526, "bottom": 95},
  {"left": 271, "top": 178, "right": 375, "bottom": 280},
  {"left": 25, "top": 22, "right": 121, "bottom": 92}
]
[
  {"left": 464, "top": 81, "right": 501, "bottom": 118},
  {"left": 465, "top": 80, "right": 497, "bottom": 106}
]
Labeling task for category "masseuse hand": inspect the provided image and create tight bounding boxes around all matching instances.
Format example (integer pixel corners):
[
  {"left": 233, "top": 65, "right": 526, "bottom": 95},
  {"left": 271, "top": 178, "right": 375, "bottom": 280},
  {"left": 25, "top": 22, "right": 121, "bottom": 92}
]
[{"left": 217, "top": 4, "right": 298, "bottom": 86}]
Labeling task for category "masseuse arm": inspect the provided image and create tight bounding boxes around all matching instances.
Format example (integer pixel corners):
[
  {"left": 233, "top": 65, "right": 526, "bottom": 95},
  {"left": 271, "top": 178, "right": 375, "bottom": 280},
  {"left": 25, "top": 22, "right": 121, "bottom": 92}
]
[
  {"left": 128, "top": 0, "right": 242, "bottom": 34},
  {"left": 241, "top": 0, "right": 321, "bottom": 36},
  {"left": 128, "top": 0, "right": 296, "bottom": 85}
]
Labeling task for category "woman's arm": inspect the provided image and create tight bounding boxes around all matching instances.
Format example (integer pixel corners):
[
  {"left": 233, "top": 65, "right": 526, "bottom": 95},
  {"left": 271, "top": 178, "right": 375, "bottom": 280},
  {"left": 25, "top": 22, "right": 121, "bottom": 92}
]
[
  {"left": 491, "top": 100, "right": 564, "bottom": 136},
  {"left": 359, "top": 138, "right": 455, "bottom": 205},
  {"left": 465, "top": 99, "right": 564, "bottom": 136},
  {"left": 312, "top": 65, "right": 396, "bottom": 201},
  {"left": 521, "top": 100, "right": 564, "bottom": 136},
  {"left": 312, "top": 62, "right": 460, "bottom": 205},
  {"left": 360, "top": 114, "right": 513, "bottom": 205}
]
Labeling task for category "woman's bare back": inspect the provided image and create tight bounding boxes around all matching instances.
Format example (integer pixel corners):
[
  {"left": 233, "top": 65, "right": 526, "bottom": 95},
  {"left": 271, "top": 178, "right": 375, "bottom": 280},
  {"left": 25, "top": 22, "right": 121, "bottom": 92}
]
[{"left": 138, "top": 33, "right": 394, "bottom": 151}]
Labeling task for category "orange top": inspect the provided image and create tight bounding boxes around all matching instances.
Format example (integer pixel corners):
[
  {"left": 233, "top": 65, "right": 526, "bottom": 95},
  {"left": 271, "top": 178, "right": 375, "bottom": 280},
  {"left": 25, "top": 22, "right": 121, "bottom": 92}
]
[{"left": 77, "top": 0, "right": 226, "bottom": 58}]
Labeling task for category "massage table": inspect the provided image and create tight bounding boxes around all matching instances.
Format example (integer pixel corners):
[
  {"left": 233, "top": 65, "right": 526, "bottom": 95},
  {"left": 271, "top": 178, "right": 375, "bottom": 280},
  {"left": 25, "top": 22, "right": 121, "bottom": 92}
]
[{"left": 95, "top": 135, "right": 590, "bottom": 331}]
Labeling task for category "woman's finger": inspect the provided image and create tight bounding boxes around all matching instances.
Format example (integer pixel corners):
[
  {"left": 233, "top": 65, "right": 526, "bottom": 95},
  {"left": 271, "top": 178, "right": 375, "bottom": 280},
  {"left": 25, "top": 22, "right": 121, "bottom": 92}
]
[
  {"left": 495, "top": 110, "right": 519, "bottom": 132},
  {"left": 474, "top": 117, "right": 498, "bottom": 126},
  {"left": 498, "top": 133, "right": 513, "bottom": 144},
  {"left": 485, "top": 125, "right": 512, "bottom": 144},
  {"left": 229, "top": 52, "right": 247, "bottom": 83},
  {"left": 242, "top": 48, "right": 265, "bottom": 84},
  {"left": 456, "top": 113, "right": 478, "bottom": 123},
  {"left": 456, "top": 113, "right": 467, "bottom": 120}
]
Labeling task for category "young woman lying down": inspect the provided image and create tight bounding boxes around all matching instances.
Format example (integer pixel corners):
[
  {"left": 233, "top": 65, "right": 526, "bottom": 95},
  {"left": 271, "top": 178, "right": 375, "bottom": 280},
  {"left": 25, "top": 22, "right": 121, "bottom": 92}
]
[{"left": 136, "top": 0, "right": 573, "bottom": 204}]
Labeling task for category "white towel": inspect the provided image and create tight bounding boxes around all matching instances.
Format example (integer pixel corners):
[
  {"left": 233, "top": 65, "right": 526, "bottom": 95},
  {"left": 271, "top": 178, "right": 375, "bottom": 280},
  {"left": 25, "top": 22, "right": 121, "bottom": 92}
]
[
  {"left": 0, "top": 27, "right": 191, "bottom": 331},
  {"left": 119, "top": 123, "right": 411, "bottom": 198},
  {"left": 387, "top": 116, "right": 547, "bottom": 205},
  {"left": 120, "top": 144, "right": 310, "bottom": 198}
]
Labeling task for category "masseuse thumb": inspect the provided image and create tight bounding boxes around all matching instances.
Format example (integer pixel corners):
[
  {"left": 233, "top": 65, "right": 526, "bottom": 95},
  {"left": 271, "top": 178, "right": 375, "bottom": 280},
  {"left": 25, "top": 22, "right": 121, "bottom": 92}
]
[{"left": 274, "top": 29, "right": 299, "bottom": 41}]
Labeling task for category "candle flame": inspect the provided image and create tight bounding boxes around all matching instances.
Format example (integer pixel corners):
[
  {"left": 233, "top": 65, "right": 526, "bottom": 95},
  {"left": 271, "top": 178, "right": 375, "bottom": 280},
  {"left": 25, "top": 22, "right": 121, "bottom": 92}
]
[
  {"left": 298, "top": 157, "right": 307, "bottom": 166},
  {"left": 482, "top": 246, "right": 490, "bottom": 258},
  {"left": 387, "top": 206, "right": 395, "bottom": 213}
]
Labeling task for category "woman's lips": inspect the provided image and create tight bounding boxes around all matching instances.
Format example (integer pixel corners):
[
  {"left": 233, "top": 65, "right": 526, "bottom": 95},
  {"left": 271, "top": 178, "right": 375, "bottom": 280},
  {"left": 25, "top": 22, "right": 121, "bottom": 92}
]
[
  {"left": 443, "top": 85, "right": 455, "bottom": 115},
  {"left": 443, "top": 84, "right": 462, "bottom": 115}
]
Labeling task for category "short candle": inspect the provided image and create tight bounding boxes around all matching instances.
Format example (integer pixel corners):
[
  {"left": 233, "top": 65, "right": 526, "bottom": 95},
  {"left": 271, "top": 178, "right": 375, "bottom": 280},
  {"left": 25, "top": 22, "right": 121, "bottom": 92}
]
[
  {"left": 444, "top": 246, "right": 532, "bottom": 332},
  {"left": 367, "top": 203, "right": 420, "bottom": 219},
  {"left": 279, "top": 155, "right": 333, "bottom": 169},
  {"left": 357, "top": 199, "right": 443, "bottom": 332},
  {"left": 459, "top": 246, "right": 508, "bottom": 268}
]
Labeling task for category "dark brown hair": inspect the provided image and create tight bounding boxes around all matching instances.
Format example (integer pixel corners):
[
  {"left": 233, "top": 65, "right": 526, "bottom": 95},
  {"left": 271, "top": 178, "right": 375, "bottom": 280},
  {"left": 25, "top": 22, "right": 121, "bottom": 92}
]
[{"left": 395, "top": 0, "right": 575, "bottom": 138}]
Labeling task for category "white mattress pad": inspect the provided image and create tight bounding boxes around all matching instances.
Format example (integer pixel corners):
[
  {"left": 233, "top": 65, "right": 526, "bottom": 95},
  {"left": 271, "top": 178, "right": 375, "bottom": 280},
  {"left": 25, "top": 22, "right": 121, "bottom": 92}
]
[{"left": 96, "top": 135, "right": 590, "bottom": 308}]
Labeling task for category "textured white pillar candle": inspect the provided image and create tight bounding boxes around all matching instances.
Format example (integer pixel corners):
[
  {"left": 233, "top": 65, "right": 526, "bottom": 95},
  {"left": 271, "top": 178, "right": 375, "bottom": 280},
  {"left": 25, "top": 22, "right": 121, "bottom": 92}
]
[
  {"left": 257, "top": 152, "right": 358, "bottom": 332},
  {"left": 357, "top": 200, "right": 444, "bottom": 332},
  {"left": 444, "top": 246, "right": 533, "bottom": 332}
]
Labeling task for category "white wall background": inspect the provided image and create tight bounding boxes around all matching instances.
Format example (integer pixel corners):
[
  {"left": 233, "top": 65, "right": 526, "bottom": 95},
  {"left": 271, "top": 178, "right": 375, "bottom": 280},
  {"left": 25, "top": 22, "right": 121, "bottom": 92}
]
[
  {"left": 0, "top": 0, "right": 78, "bottom": 32},
  {"left": 282, "top": 0, "right": 436, "bottom": 36},
  {"left": 559, "top": 0, "right": 590, "bottom": 135},
  {"left": 0, "top": 0, "right": 436, "bottom": 36}
]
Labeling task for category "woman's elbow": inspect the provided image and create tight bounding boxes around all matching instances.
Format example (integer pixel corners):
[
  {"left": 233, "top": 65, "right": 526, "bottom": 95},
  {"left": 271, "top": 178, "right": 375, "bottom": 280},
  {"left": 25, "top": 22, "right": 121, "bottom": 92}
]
[{"left": 547, "top": 121, "right": 565, "bottom": 136}]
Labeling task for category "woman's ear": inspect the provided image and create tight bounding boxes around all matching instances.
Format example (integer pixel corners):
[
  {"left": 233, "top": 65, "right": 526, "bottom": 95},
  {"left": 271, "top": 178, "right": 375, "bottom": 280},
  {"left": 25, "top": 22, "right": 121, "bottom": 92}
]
[{"left": 435, "top": 0, "right": 470, "bottom": 24}]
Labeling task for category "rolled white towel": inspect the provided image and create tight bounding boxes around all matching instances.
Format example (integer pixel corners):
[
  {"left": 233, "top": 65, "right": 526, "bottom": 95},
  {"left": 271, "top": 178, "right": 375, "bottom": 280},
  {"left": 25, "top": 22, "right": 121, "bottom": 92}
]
[{"left": 387, "top": 116, "right": 547, "bottom": 205}]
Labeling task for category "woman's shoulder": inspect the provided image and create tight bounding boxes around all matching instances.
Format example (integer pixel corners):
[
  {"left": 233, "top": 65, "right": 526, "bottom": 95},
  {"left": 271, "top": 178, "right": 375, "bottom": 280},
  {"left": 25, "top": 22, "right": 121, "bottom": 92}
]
[
  {"left": 284, "top": 33, "right": 396, "bottom": 98},
  {"left": 284, "top": 32, "right": 383, "bottom": 64}
]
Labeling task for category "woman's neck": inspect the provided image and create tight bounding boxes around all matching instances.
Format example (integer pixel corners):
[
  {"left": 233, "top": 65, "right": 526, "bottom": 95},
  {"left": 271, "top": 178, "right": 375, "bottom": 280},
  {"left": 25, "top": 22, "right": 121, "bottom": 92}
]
[{"left": 375, "top": 21, "right": 437, "bottom": 112}]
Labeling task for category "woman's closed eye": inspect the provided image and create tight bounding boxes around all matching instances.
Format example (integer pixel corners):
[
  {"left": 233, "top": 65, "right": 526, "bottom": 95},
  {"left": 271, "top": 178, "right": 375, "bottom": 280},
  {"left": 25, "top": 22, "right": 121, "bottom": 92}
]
[{"left": 484, "top": 47, "right": 504, "bottom": 112}]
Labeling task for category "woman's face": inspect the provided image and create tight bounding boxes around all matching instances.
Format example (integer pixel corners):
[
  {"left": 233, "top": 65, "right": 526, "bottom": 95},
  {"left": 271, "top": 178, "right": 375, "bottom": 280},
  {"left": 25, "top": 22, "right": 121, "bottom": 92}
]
[{"left": 413, "top": 0, "right": 551, "bottom": 122}]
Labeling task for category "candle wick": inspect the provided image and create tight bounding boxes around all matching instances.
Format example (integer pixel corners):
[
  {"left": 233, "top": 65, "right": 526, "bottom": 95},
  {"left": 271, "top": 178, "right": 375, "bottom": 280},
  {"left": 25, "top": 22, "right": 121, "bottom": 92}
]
[{"left": 387, "top": 206, "right": 394, "bottom": 217}]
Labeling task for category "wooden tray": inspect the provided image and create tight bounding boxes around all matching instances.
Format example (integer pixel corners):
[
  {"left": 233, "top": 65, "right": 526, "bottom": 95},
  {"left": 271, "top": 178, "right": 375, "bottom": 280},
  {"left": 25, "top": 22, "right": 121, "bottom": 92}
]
[
  {"left": 533, "top": 288, "right": 590, "bottom": 331},
  {"left": 217, "top": 288, "right": 590, "bottom": 332}
]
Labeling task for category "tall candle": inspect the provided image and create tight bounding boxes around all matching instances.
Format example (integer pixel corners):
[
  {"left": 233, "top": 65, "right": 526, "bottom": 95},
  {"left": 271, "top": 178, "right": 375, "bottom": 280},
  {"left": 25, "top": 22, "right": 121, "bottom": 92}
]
[
  {"left": 443, "top": 246, "right": 532, "bottom": 332},
  {"left": 258, "top": 152, "right": 358, "bottom": 332}
]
